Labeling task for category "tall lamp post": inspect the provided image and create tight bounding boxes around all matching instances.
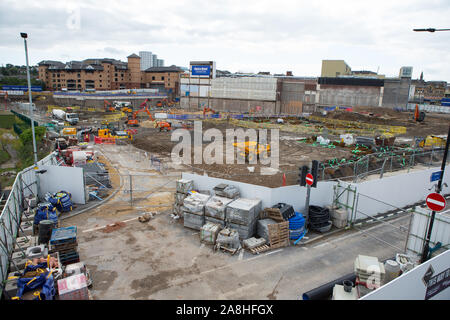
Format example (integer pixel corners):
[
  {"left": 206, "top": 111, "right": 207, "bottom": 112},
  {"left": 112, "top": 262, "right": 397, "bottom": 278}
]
[
  {"left": 413, "top": 27, "right": 450, "bottom": 262},
  {"left": 21, "top": 32, "right": 38, "bottom": 166}
]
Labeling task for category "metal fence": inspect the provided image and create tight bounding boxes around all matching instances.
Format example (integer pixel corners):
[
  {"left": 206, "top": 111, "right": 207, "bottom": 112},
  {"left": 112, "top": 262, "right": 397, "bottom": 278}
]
[
  {"left": 319, "top": 148, "right": 449, "bottom": 183},
  {"left": 0, "top": 153, "right": 57, "bottom": 296}
]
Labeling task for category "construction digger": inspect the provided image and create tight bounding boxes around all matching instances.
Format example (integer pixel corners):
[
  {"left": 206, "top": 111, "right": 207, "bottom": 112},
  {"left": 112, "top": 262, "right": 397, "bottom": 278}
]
[
  {"left": 414, "top": 104, "right": 426, "bottom": 122},
  {"left": 156, "top": 98, "right": 175, "bottom": 108},
  {"left": 104, "top": 100, "right": 115, "bottom": 112},
  {"left": 203, "top": 106, "right": 217, "bottom": 117},
  {"left": 126, "top": 107, "right": 172, "bottom": 131},
  {"left": 233, "top": 141, "right": 271, "bottom": 162}
]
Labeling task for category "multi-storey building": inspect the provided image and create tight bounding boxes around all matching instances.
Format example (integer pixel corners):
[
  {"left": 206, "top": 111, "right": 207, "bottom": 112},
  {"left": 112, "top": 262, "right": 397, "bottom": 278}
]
[
  {"left": 139, "top": 51, "right": 153, "bottom": 70},
  {"left": 38, "top": 54, "right": 183, "bottom": 93}
]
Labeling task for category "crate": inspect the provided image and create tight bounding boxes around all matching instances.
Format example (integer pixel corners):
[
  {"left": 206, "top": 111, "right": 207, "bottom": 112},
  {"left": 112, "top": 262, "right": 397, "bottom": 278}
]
[
  {"left": 50, "top": 226, "right": 77, "bottom": 245},
  {"left": 260, "top": 208, "right": 285, "bottom": 222},
  {"left": 268, "top": 221, "right": 290, "bottom": 249}
]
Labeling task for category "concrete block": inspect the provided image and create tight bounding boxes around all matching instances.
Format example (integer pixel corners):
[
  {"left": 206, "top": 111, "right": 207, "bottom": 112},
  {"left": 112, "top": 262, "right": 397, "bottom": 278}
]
[
  {"left": 332, "top": 217, "right": 348, "bottom": 229},
  {"left": 18, "top": 224, "right": 33, "bottom": 237},
  {"left": 21, "top": 212, "right": 36, "bottom": 223},
  {"left": 331, "top": 208, "right": 348, "bottom": 221},
  {"left": 205, "top": 216, "right": 225, "bottom": 227},
  {"left": 228, "top": 220, "right": 256, "bottom": 240},
  {"left": 25, "top": 245, "right": 48, "bottom": 259}
]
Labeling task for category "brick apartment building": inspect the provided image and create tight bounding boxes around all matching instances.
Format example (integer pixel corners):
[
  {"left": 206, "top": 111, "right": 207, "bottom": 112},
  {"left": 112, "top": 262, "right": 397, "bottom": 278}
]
[{"left": 38, "top": 54, "right": 184, "bottom": 93}]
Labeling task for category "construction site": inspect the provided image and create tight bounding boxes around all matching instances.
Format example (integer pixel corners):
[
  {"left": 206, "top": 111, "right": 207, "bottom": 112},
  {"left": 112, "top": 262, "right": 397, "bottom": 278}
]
[{"left": 1, "top": 84, "right": 449, "bottom": 302}]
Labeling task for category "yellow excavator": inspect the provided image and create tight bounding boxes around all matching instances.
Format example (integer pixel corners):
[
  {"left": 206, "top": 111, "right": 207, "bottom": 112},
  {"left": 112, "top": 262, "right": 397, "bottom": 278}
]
[{"left": 233, "top": 141, "right": 270, "bottom": 162}]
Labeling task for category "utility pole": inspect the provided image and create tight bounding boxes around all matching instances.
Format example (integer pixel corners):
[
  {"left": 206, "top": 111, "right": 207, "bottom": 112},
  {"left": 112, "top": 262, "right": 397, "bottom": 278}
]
[
  {"left": 421, "top": 125, "right": 450, "bottom": 262},
  {"left": 21, "top": 32, "right": 38, "bottom": 166},
  {"left": 413, "top": 27, "right": 450, "bottom": 263}
]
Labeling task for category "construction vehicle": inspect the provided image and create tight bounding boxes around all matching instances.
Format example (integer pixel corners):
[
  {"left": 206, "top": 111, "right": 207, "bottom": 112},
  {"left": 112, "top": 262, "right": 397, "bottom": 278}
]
[
  {"left": 127, "top": 106, "right": 153, "bottom": 127},
  {"left": 203, "top": 107, "right": 217, "bottom": 117},
  {"left": 155, "top": 121, "right": 172, "bottom": 131},
  {"left": 52, "top": 109, "right": 79, "bottom": 125},
  {"left": 104, "top": 100, "right": 115, "bottom": 112},
  {"left": 233, "top": 141, "right": 271, "bottom": 162},
  {"left": 156, "top": 98, "right": 175, "bottom": 108},
  {"left": 97, "top": 128, "right": 133, "bottom": 141},
  {"left": 112, "top": 101, "right": 133, "bottom": 113},
  {"left": 414, "top": 104, "right": 426, "bottom": 122}
]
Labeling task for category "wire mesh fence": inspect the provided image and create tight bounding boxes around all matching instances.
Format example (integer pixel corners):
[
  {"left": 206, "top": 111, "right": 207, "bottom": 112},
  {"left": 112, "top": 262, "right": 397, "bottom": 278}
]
[{"left": 319, "top": 148, "right": 448, "bottom": 183}]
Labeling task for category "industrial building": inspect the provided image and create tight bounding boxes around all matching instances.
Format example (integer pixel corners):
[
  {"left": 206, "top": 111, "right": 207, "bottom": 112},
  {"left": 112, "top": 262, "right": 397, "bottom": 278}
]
[{"left": 180, "top": 60, "right": 413, "bottom": 115}]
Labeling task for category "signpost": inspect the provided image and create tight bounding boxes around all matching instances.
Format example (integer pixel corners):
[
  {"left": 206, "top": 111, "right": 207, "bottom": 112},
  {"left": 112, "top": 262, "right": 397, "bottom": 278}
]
[
  {"left": 425, "top": 193, "right": 446, "bottom": 212},
  {"left": 305, "top": 173, "right": 314, "bottom": 186},
  {"left": 430, "top": 171, "right": 442, "bottom": 183},
  {"left": 299, "top": 161, "right": 319, "bottom": 223}
]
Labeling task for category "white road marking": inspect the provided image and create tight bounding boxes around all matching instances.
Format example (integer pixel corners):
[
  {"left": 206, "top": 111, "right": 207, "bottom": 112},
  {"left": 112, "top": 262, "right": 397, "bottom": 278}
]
[
  {"left": 82, "top": 217, "right": 139, "bottom": 233},
  {"left": 238, "top": 249, "right": 244, "bottom": 261},
  {"left": 265, "top": 249, "right": 283, "bottom": 256}
]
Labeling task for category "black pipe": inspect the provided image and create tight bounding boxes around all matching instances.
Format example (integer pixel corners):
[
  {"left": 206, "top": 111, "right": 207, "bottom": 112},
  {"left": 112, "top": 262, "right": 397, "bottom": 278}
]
[
  {"left": 302, "top": 256, "right": 395, "bottom": 300},
  {"left": 302, "top": 273, "right": 356, "bottom": 300}
]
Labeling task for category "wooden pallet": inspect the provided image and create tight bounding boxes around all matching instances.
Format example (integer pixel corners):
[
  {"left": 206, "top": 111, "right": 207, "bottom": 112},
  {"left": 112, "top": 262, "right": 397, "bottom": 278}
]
[
  {"left": 249, "top": 244, "right": 271, "bottom": 254},
  {"left": 268, "top": 221, "right": 290, "bottom": 249},
  {"left": 260, "top": 208, "right": 284, "bottom": 222}
]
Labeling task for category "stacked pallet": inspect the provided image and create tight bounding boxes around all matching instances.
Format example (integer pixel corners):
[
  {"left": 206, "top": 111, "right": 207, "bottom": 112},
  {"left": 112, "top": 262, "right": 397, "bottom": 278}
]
[
  {"left": 204, "top": 195, "right": 234, "bottom": 227},
  {"left": 182, "top": 193, "right": 210, "bottom": 230},
  {"left": 267, "top": 221, "right": 290, "bottom": 249},
  {"left": 49, "top": 226, "right": 79, "bottom": 266},
  {"left": 174, "top": 179, "right": 193, "bottom": 216},
  {"left": 257, "top": 218, "right": 277, "bottom": 243},
  {"left": 226, "top": 198, "right": 262, "bottom": 240}
]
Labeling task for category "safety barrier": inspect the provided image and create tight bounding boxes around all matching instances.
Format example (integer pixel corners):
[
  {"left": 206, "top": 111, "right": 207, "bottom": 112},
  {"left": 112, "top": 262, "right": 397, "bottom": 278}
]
[
  {"left": 0, "top": 153, "right": 58, "bottom": 297},
  {"left": 94, "top": 136, "right": 116, "bottom": 145}
]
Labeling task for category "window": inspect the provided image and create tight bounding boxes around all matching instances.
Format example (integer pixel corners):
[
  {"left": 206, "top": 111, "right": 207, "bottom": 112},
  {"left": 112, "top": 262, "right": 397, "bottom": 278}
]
[
  {"left": 99, "top": 74, "right": 102, "bottom": 77},
  {"left": 115, "top": 78, "right": 118, "bottom": 81},
  {"left": 161, "top": 76, "right": 164, "bottom": 80},
  {"left": 115, "top": 73, "right": 118, "bottom": 76},
  {"left": 152, "top": 76, "right": 155, "bottom": 80}
]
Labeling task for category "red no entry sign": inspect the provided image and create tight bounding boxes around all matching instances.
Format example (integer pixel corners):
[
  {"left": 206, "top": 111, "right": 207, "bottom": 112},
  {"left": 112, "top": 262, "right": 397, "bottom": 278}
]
[
  {"left": 426, "top": 193, "right": 446, "bottom": 212},
  {"left": 305, "top": 173, "right": 314, "bottom": 186}
]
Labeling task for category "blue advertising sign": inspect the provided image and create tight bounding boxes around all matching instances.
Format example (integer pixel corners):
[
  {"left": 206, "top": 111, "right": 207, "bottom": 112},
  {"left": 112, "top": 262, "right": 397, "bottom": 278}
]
[
  {"left": 2, "top": 85, "right": 42, "bottom": 92},
  {"left": 191, "top": 65, "right": 211, "bottom": 76},
  {"left": 431, "top": 171, "right": 442, "bottom": 182}
]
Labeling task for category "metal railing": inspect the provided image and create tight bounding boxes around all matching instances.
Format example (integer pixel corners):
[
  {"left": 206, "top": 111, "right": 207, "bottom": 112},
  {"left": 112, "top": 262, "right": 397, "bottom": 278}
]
[{"left": 0, "top": 153, "right": 57, "bottom": 297}]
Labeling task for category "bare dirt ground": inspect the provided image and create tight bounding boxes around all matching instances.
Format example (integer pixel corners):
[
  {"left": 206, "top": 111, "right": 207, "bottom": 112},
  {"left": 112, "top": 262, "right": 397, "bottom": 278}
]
[{"left": 130, "top": 107, "right": 450, "bottom": 187}]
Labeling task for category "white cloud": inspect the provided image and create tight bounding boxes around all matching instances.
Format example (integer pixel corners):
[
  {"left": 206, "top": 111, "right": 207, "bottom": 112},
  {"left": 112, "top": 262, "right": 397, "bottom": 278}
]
[{"left": 0, "top": 0, "right": 449, "bottom": 81}]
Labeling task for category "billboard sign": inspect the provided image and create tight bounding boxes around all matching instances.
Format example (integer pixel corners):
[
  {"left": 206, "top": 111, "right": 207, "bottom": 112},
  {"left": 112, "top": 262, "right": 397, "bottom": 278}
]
[
  {"left": 191, "top": 65, "right": 211, "bottom": 76},
  {"left": 2, "top": 85, "right": 42, "bottom": 92}
]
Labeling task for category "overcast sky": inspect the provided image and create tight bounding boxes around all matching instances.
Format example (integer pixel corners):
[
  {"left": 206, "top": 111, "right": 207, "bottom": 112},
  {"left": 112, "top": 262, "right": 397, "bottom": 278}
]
[{"left": 1, "top": 0, "right": 449, "bottom": 81}]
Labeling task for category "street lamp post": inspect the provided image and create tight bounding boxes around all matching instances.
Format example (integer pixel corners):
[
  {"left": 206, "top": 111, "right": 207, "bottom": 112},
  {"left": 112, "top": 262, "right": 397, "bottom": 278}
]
[
  {"left": 413, "top": 27, "right": 450, "bottom": 262},
  {"left": 21, "top": 32, "right": 38, "bottom": 166}
]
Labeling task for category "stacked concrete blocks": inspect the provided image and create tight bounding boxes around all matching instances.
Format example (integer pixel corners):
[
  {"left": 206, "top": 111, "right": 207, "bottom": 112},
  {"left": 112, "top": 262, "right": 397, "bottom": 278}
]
[
  {"left": 182, "top": 192, "right": 211, "bottom": 231},
  {"left": 174, "top": 179, "right": 194, "bottom": 216},
  {"left": 226, "top": 198, "right": 262, "bottom": 240}
]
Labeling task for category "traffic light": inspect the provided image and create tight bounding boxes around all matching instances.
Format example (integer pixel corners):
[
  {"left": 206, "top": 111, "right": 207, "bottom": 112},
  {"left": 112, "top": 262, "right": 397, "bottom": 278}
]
[
  {"left": 311, "top": 160, "right": 319, "bottom": 188},
  {"left": 299, "top": 165, "right": 309, "bottom": 186}
]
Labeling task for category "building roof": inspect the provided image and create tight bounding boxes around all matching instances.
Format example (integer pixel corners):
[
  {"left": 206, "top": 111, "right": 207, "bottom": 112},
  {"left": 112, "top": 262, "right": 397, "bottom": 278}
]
[
  {"left": 144, "top": 66, "right": 183, "bottom": 73},
  {"left": 127, "top": 53, "right": 140, "bottom": 59}
]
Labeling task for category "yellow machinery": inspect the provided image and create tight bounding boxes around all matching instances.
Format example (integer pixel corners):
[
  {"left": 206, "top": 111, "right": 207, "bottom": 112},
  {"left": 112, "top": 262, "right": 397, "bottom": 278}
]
[
  {"left": 418, "top": 135, "right": 446, "bottom": 148},
  {"left": 233, "top": 141, "right": 270, "bottom": 162},
  {"left": 61, "top": 127, "right": 77, "bottom": 136},
  {"left": 97, "top": 128, "right": 132, "bottom": 141}
]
